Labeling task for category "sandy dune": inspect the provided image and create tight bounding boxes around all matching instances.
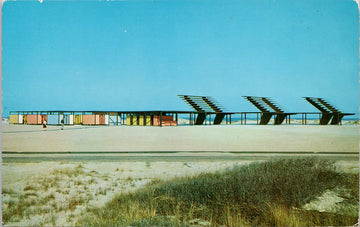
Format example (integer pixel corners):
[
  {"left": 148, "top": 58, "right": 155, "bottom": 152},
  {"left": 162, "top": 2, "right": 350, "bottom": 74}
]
[
  {"left": 2, "top": 123, "right": 359, "bottom": 226},
  {"left": 2, "top": 124, "right": 359, "bottom": 152}
]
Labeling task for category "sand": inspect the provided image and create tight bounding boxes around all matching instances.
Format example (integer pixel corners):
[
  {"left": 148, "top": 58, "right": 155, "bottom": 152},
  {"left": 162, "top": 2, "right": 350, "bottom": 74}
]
[
  {"left": 2, "top": 160, "right": 256, "bottom": 226},
  {"left": 2, "top": 159, "right": 359, "bottom": 226},
  {"left": 2, "top": 123, "right": 359, "bottom": 226},
  {"left": 1, "top": 124, "right": 359, "bottom": 152}
]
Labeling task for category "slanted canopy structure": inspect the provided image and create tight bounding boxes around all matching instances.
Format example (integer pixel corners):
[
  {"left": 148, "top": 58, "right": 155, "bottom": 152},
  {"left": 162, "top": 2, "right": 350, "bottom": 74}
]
[
  {"left": 303, "top": 97, "right": 354, "bottom": 125},
  {"left": 178, "top": 95, "right": 226, "bottom": 125},
  {"left": 243, "top": 96, "right": 295, "bottom": 125}
]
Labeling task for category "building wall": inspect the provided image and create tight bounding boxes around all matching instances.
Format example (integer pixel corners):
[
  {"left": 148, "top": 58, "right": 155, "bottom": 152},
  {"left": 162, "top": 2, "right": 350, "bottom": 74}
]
[
  {"left": 105, "top": 115, "right": 109, "bottom": 125},
  {"left": 9, "top": 112, "right": 177, "bottom": 126},
  {"left": 139, "top": 115, "right": 152, "bottom": 126},
  {"left": 109, "top": 115, "right": 117, "bottom": 125},
  {"left": 47, "top": 115, "right": 59, "bottom": 125},
  {"left": 126, "top": 115, "right": 131, "bottom": 125},
  {"left": 42, "top": 115, "right": 47, "bottom": 123},
  {"left": 74, "top": 115, "right": 82, "bottom": 124},
  {"left": 98, "top": 114, "right": 105, "bottom": 125},
  {"left": 126, "top": 115, "right": 139, "bottom": 125},
  {"left": 27, "top": 115, "right": 42, "bottom": 124},
  {"left": 153, "top": 115, "right": 177, "bottom": 126},
  {"left": 18, "top": 115, "right": 23, "bottom": 124},
  {"left": 83, "top": 115, "right": 96, "bottom": 125},
  {"left": 9, "top": 115, "right": 18, "bottom": 124},
  {"left": 126, "top": 115, "right": 138, "bottom": 125},
  {"left": 63, "top": 115, "right": 73, "bottom": 125}
]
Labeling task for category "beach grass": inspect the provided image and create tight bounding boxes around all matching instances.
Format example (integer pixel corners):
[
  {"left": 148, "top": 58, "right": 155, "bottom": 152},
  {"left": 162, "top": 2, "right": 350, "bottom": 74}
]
[{"left": 78, "top": 158, "right": 359, "bottom": 226}]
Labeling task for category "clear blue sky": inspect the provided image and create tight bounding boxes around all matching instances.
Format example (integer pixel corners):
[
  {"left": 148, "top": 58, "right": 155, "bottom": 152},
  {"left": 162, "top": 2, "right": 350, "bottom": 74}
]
[{"left": 2, "top": 0, "right": 359, "bottom": 117}]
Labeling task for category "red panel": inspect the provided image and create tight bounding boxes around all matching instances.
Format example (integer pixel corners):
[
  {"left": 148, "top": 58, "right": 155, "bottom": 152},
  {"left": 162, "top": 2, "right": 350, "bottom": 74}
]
[
  {"left": 98, "top": 114, "right": 105, "bottom": 125},
  {"left": 153, "top": 115, "right": 177, "bottom": 126},
  {"left": 94, "top": 114, "right": 105, "bottom": 125}
]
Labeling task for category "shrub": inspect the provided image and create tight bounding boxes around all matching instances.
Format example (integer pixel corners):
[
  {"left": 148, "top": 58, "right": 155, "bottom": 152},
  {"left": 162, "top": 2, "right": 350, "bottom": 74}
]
[{"left": 78, "top": 158, "right": 358, "bottom": 226}]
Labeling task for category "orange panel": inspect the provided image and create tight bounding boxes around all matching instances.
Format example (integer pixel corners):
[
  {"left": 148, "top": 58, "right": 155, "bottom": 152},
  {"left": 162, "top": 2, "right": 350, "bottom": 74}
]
[
  {"left": 82, "top": 115, "right": 96, "bottom": 125},
  {"left": 153, "top": 116, "right": 160, "bottom": 126},
  {"left": 99, "top": 114, "right": 105, "bottom": 125},
  {"left": 27, "top": 115, "right": 41, "bottom": 124}
]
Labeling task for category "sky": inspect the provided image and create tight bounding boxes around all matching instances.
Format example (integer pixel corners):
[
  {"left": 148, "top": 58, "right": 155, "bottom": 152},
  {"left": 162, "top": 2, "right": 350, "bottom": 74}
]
[{"left": 2, "top": 0, "right": 359, "bottom": 117}]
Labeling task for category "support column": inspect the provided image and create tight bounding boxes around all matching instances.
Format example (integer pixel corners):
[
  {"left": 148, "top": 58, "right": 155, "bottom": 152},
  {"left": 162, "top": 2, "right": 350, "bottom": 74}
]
[
  {"left": 160, "top": 112, "right": 162, "bottom": 127},
  {"left": 301, "top": 114, "right": 303, "bottom": 125}
]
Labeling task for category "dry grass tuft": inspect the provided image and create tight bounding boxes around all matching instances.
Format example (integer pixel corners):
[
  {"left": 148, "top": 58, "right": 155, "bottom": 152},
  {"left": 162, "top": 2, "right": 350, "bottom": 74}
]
[{"left": 78, "top": 158, "right": 359, "bottom": 226}]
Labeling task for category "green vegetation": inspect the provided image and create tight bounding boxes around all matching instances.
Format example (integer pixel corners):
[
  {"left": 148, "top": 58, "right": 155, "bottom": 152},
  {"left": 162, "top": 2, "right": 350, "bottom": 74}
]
[
  {"left": 78, "top": 158, "right": 359, "bottom": 226},
  {"left": 351, "top": 120, "right": 359, "bottom": 125},
  {"left": 2, "top": 158, "right": 358, "bottom": 226}
]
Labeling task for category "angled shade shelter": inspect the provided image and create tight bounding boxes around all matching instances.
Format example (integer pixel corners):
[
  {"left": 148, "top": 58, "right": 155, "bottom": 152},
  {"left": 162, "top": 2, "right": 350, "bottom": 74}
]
[
  {"left": 260, "top": 97, "right": 295, "bottom": 124},
  {"left": 303, "top": 97, "right": 354, "bottom": 125},
  {"left": 178, "top": 95, "right": 226, "bottom": 125},
  {"left": 243, "top": 96, "right": 295, "bottom": 125},
  {"left": 243, "top": 96, "right": 273, "bottom": 125}
]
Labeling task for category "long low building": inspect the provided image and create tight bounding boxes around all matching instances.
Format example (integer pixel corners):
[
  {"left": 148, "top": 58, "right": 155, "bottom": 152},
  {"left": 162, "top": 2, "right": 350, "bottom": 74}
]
[
  {"left": 7, "top": 111, "right": 199, "bottom": 126},
  {"left": 7, "top": 95, "right": 355, "bottom": 126}
]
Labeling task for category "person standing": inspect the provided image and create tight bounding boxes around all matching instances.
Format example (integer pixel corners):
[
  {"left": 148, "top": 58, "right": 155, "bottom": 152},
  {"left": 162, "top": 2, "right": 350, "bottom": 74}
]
[
  {"left": 42, "top": 120, "right": 47, "bottom": 128},
  {"left": 61, "top": 118, "right": 64, "bottom": 130}
]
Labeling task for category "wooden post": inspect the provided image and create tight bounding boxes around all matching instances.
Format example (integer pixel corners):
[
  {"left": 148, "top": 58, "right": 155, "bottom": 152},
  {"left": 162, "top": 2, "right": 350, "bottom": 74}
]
[
  {"left": 339, "top": 113, "right": 341, "bottom": 126},
  {"left": 288, "top": 115, "right": 291, "bottom": 125},
  {"left": 160, "top": 112, "right": 162, "bottom": 127}
]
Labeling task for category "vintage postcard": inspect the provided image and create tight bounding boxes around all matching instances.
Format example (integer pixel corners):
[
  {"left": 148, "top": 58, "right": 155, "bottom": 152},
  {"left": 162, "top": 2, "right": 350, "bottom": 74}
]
[{"left": 2, "top": 0, "right": 359, "bottom": 226}]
